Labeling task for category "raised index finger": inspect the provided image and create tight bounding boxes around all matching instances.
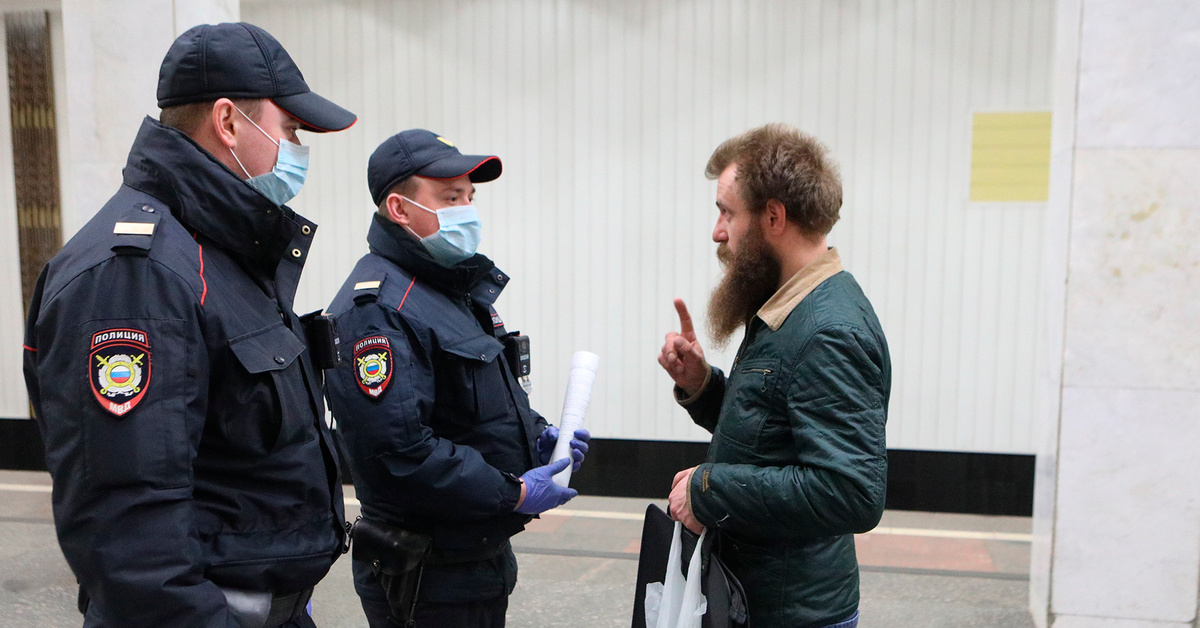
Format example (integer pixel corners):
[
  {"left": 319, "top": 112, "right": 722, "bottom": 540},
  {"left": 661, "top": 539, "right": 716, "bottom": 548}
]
[{"left": 673, "top": 298, "right": 695, "bottom": 338}]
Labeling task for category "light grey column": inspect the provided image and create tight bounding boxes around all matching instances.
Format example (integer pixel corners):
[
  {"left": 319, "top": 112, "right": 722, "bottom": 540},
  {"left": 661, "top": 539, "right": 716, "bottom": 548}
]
[
  {"left": 0, "top": 16, "right": 26, "bottom": 416},
  {"left": 1032, "top": 1, "right": 1200, "bottom": 627},
  {"left": 57, "top": 0, "right": 238, "bottom": 239}
]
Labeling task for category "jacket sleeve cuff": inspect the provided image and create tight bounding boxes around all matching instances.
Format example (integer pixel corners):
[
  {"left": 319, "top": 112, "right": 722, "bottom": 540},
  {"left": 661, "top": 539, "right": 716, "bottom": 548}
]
[
  {"left": 688, "top": 462, "right": 719, "bottom": 528},
  {"left": 498, "top": 472, "right": 523, "bottom": 512},
  {"left": 673, "top": 367, "right": 714, "bottom": 406}
]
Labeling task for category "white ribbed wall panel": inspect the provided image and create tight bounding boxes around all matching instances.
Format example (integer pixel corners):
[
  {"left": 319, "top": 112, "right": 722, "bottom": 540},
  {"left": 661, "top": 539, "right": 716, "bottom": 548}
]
[{"left": 242, "top": 0, "right": 1053, "bottom": 453}]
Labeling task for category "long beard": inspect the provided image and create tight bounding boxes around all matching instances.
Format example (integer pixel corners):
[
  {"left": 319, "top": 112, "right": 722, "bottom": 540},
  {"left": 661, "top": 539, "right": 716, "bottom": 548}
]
[{"left": 707, "top": 224, "right": 782, "bottom": 349}]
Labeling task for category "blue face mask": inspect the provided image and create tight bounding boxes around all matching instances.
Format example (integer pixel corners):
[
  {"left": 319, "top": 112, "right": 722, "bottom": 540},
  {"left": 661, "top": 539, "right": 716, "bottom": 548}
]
[
  {"left": 402, "top": 196, "right": 482, "bottom": 266},
  {"left": 229, "top": 106, "right": 309, "bottom": 206}
]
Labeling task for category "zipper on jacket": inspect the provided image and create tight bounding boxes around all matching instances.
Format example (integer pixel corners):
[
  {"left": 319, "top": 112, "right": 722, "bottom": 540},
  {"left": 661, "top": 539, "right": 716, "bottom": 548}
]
[
  {"left": 740, "top": 368, "right": 773, "bottom": 374},
  {"left": 740, "top": 367, "right": 773, "bottom": 392}
]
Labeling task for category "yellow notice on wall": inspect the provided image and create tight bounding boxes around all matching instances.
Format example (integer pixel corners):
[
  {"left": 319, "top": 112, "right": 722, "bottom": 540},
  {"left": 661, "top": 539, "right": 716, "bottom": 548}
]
[{"left": 970, "top": 112, "right": 1052, "bottom": 202}]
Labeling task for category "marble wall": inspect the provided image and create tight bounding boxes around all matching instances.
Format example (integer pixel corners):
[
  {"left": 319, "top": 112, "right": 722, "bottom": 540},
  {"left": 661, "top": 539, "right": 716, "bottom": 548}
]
[
  {"left": 56, "top": 0, "right": 239, "bottom": 238},
  {"left": 0, "top": 0, "right": 239, "bottom": 421},
  {"left": 1031, "top": 1, "right": 1200, "bottom": 626}
]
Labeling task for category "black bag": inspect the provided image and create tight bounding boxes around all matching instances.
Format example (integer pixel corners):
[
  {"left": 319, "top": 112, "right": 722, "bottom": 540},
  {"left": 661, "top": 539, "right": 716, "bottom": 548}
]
[
  {"left": 351, "top": 518, "right": 433, "bottom": 627},
  {"left": 631, "top": 504, "right": 749, "bottom": 628}
]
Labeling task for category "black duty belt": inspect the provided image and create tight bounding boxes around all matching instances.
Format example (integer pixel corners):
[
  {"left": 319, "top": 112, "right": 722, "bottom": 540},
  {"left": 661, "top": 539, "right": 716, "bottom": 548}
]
[{"left": 425, "top": 542, "right": 508, "bottom": 566}]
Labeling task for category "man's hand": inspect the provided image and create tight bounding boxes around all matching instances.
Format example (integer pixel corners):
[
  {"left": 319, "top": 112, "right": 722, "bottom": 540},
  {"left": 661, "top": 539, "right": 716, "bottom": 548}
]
[
  {"left": 668, "top": 466, "right": 703, "bottom": 535},
  {"left": 658, "top": 298, "right": 709, "bottom": 397}
]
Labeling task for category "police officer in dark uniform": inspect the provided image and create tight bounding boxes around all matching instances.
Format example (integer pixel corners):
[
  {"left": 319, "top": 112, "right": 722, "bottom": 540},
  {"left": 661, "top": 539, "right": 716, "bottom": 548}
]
[
  {"left": 21, "top": 23, "right": 356, "bottom": 628},
  {"left": 324, "top": 130, "right": 590, "bottom": 627}
]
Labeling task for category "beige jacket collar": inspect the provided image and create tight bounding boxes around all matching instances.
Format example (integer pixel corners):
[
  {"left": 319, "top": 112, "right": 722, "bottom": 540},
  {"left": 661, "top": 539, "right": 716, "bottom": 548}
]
[{"left": 757, "top": 247, "right": 844, "bottom": 331}]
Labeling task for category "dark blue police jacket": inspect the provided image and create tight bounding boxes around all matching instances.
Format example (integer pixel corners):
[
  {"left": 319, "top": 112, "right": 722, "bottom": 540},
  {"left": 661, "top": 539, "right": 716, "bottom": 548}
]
[
  {"left": 22, "top": 118, "right": 346, "bottom": 626},
  {"left": 325, "top": 214, "right": 548, "bottom": 602}
]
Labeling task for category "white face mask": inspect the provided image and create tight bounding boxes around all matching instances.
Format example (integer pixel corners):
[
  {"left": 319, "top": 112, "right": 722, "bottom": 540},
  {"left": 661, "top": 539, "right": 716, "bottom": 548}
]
[
  {"left": 228, "top": 106, "right": 310, "bottom": 205},
  {"left": 401, "top": 196, "right": 482, "bottom": 266}
]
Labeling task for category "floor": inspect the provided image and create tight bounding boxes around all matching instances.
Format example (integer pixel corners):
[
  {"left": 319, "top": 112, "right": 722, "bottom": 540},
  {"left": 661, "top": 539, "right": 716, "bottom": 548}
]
[{"left": 0, "top": 470, "right": 1035, "bottom": 627}]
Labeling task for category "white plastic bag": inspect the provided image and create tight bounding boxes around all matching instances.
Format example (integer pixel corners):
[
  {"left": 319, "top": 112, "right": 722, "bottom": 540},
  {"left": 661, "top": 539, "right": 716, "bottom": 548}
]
[
  {"left": 645, "top": 522, "right": 708, "bottom": 628},
  {"left": 677, "top": 528, "right": 708, "bottom": 628}
]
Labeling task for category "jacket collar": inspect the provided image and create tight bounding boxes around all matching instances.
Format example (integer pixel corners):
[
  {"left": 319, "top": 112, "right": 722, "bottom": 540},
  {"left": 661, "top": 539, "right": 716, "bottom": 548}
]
[
  {"left": 120, "top": 116, "right": 304, "bottom": 268},
  {"left": 367, "top": 213, "right": 497, "bottom": 297},
  {"left": 757, "top": 247, "right": 844, "bottom": 330}
]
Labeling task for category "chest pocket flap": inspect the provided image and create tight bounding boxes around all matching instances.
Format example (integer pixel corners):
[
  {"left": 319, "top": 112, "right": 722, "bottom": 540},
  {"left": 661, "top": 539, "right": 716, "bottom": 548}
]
[
  {"left": 229, "top": 322, "right": 306, "bottom": 373},
  {"left": 442, "top": 333, "right": 504, "bottom": 363}
]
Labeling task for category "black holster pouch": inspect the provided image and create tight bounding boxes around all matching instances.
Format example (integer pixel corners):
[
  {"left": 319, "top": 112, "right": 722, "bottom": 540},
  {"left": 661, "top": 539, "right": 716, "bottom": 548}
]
[{"left": 352, "top": 518, "right": 433, "bottom": 627}]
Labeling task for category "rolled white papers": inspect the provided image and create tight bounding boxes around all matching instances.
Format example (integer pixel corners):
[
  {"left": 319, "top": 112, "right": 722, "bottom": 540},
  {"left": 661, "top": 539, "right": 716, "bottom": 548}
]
[{"left": 551, "top": 351, "right": 600, "bottom": 487}]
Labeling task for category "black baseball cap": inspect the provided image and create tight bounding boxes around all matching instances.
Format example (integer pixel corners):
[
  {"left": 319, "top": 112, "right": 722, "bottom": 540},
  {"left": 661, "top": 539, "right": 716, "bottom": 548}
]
[
  {"left": 157, "top": 22, "right": 356, "bottom": 133},
  {"left": 368, "top": 130, "right": 503, "bottom": 205}
]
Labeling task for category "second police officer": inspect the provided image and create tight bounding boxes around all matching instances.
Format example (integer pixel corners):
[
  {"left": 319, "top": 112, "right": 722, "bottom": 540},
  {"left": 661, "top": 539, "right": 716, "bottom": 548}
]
[
  {"left": 22, "top": 23, "right": 355, "bottom": 627},
  {"left": 325, "top": 130, "right": 591, "bottom": 627}
]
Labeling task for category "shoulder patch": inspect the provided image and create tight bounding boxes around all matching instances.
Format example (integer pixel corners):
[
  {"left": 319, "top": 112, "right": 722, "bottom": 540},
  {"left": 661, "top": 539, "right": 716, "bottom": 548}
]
[
  {"left": 354, "top": 335, "right": 393, "bottom": 398},
  {"left": 90, "top": 328, "right": 151, "bottom": 416},
  {"left": 354, "top": 280, "right": 381, "bottom": 291}
]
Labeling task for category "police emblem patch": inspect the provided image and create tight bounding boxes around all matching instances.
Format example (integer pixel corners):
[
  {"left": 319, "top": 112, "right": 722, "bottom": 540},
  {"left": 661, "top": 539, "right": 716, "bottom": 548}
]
[
  {"left": 354, "top": 335, "right": 393, "bottom": 398},
  {"left": 90, "top": 328, "right": 151, "bottom": 417}
]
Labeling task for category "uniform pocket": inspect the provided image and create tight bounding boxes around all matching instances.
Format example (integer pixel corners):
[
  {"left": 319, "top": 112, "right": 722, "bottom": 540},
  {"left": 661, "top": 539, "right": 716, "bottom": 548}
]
[
  {"left": 715, "top": 358, "right": 782, "bottom": 451},
  {"left": 433, "top": 334, "right": 506, "bottom": 432},
  {"left": 441, "top": 334, "right": 504, "bottom": 365},
  {"left": 227, "top": 322, "right": 311, "bottom": 451}
]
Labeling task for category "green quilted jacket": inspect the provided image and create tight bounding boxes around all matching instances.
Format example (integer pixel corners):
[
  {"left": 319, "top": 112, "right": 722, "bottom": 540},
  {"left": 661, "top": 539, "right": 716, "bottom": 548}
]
[{"left": 680, "top": 248, "right": 890, "bottom": 628}]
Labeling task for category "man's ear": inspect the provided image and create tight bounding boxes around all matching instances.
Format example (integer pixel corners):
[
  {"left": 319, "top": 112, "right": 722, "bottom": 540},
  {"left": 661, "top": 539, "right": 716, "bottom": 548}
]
[
  {"left": 384, "top": 193, "right": 409, "bottom": 226},
  {"left": 211, "top": 98, "right": 239, "bottom": 149},
  {"left": 763, "top": 199, "right": 788, "bottom": 236}
]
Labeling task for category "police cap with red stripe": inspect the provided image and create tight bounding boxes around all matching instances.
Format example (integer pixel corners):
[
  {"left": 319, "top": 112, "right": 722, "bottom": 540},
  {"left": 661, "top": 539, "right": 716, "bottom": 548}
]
[
  {"left": 157, "top": 22, "right": 356, "bottom": 133},
  {"left": 368, "top": 130, "right": 503, "bottom": 206}
]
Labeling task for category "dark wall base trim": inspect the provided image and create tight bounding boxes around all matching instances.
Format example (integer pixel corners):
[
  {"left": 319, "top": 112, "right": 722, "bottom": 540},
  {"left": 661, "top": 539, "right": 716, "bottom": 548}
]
[
  {"left": 885, "top": 448, "right": 1034, "bottom": 516},
  {"left": 1, "top": 425, "right": 1034, "bottom": 516},
  {"left": 568, "top": 440, "right": 1034, "bottom": 517}
]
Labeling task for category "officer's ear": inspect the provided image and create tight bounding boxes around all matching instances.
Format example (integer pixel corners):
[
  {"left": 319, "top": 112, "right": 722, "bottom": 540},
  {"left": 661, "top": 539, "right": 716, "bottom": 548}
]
[
  {"left": 384, "top": 193, "right": 409, "bottom": 226},
  {"left": 211, "top": 99, "right": 240, "bottom": 150}
]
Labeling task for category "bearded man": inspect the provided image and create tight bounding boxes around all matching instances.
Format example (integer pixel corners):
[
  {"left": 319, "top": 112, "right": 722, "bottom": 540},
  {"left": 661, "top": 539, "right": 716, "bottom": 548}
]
[{"left": 657, "top": 123, "right": 891, "bottom": 628}]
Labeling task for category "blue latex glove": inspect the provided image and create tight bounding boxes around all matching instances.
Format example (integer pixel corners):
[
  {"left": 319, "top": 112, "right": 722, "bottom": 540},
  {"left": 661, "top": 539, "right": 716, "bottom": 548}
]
[
  {"left": 516, "top": 457, "right": 578, "bottom": 515},
  {"left": 536, "top": 426, "right": 591, "bottom": 471}
]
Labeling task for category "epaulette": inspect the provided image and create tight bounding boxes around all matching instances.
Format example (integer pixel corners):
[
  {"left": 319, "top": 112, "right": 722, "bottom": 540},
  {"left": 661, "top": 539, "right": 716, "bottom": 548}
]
[
  {"left": 352, "top": 276, "right": 386, "bottom": 305},
  {"left": 110, "top": 201, "right": 164, "bottom": 255}
]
